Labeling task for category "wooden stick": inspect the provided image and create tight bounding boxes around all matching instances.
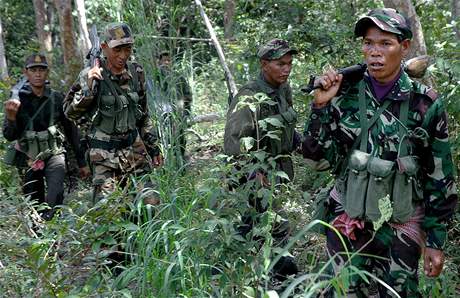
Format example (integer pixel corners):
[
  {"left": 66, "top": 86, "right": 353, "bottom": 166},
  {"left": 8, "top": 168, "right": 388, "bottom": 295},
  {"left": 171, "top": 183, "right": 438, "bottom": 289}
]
[{"left": 194, "top": 0, "right": 238, "bottom": 101}]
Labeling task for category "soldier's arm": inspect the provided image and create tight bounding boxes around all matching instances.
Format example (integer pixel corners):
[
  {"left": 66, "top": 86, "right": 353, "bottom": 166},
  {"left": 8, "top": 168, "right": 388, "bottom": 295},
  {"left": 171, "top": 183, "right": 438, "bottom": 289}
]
[
  {"left": 2, "top": 97, "right": 25, "bottom": 141},
  {"left": 64, "top": 67, "right": 97, "bottom": 121},
  {"left": 421, "top": 98, "right": 458, "bottom": 250},
  {"left": 223, "top": 93, "right": 257, "bottom": 156}
]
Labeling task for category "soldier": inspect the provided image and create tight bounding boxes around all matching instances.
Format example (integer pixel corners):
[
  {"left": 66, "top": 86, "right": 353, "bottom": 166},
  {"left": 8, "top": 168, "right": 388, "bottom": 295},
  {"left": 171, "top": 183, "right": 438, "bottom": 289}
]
[
  {"left": 2, "top": 54, "right": 89, "bottom": 220},
  {"left": 223, "top": 39, "right": 300, "bottom": 279},
  {"left": 154, "top": 51, "right": 192, "bottom": 160},
  {"left": 64, "top": 22, "right": 162, "bottom": 202},
  {"left": 302, "top": 8, "right": 458, "bottom": 296}
]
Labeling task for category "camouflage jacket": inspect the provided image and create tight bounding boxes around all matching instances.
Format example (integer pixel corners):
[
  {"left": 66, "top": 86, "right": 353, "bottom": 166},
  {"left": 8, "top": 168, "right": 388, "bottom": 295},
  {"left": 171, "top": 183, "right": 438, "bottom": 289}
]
[
  {"left": 3, "top": 83, "right": 86, "bottom": 167},
  {"left": 64, "top": 60, "right": 159, "bottom": 150},
  {"left": 224, "top": 73, "right": 298, "bottom": 179},
  {"left": 302, "top": 70, "right": 458, "bottom": 250}
]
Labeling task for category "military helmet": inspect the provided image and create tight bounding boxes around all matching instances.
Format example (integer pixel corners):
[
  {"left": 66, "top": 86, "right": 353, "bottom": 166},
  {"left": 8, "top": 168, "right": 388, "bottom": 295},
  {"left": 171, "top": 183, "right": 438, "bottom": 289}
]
[
  {"left": 24, "top": 54, "right": 48, "bottom": 69},
  {"left": 257, "top": 39, "right": 298, "bottom": 60},
  {"left": 102, "top": 22, "right": 134, "bottom": 48},
  {"left": 355, "top": 8, "right": 413, "bottom": 40}
]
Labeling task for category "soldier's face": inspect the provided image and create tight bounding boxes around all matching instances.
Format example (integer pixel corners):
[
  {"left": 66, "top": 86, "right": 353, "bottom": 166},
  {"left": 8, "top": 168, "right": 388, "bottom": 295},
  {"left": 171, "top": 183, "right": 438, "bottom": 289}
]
[
  {"left": 261, "top": 54, "right": 293, "bottom": 87},
  {"left": 103, "top": 43, "right": 133, "bottom": 74},
  {"left": 159, "top": 55, "right": 171, "bottom": 68},
  {"left": 24, "top": 66, "right": 48, "bottom": 88},
  {"left": 362, "top": 26, "right": 410, "bottom": 84}
]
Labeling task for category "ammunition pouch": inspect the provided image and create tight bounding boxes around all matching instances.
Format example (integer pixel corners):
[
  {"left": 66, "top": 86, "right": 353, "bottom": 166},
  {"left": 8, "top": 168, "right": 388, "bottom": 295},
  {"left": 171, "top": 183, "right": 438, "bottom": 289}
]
[
  {"left": 3, "top": 143, "right": 17, "bottom": 165},
  {"left": 345, "top": 150, "right": 370, "bottom": 218},
  {"left": 19, "top": 125, "right": 64, "bottom": 160}
]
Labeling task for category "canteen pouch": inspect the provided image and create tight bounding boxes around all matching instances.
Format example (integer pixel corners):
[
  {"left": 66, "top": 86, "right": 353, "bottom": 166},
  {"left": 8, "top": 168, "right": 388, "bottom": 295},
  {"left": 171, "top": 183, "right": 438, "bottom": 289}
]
[
  {"left": 3, "top": 143, "right": 17, "bottom": 165},
  {"left": 344, "top": 150, "right": 370, "bottom": 219},
  {"left": 365, "top": 157, "right": 395, "bottom": 222},
  {"left": 392, "top": 156, "right": 420, "bottom": 223}
]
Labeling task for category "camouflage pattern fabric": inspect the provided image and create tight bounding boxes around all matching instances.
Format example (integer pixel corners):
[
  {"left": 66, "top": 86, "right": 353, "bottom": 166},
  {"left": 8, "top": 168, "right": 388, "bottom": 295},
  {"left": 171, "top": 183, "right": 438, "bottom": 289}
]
[
  {"left": 257, "top": 38, "right": 298, "bottom": 61},
  {"left": 224, "top": 73, "right": 297, "bottom": 180},
  {"left": 64, "top": 60, "right": 159, "bottom": 200},
  {"left": 355, "top": 8, "right": 413, "bottom": 40},
  {"left": 102, "top": 22, "right": 134, "bottom": 48},
  {"left": 326, "top": 199, "right": 423, "bottom": 297},
  {"left": 303, "top": 70, "right": 457, "bottom": 249},
  {"left": 302, "top": 70, "right": 458, "bottom": 294}
]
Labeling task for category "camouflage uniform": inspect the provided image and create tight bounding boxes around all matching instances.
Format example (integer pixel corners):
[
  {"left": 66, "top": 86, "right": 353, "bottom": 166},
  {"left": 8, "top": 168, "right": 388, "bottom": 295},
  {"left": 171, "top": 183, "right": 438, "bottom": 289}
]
[
  {"left": 64, "top": 23, "right": 159, "bottom": 200},
  {"left": 302, "top": 9, "right": 458, "bottom": 297},
  {"left": 224, "top": 39, "right": 299, "bottom": 279},
  {"left": 3, "top": 54, "right": 86, "bottom": 219}
]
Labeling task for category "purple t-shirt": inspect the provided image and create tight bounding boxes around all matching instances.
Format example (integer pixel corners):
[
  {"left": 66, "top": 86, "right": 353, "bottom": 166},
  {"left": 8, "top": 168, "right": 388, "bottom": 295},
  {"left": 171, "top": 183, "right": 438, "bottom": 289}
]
[{"left": 369, "top": 68, "right": 402, "bottom": 101}]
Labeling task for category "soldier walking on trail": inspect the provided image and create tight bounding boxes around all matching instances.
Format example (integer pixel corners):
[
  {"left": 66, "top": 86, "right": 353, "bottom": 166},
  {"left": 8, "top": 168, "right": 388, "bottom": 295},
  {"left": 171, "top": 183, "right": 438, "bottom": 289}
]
[
  {"left": 223, "top": 39, "right": 301, "bottom": 279},
  {"left": 154, "top": 51, "right": 192, "bottom": 160},
  {"left": 2, "top": 54, "right": 89, "bottom": 220},
  {"left": 302, "top": 8, "right": 458, "bottom": 297},
  {"left": 64, "top": 22, "right": 162, "bottom": 202}
]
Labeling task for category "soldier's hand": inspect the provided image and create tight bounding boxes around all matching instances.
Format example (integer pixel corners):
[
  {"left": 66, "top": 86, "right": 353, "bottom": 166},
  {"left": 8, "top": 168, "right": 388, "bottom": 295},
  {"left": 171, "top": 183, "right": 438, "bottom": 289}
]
[
  {"left": 423, "top": 247, "right": 445, "bottom": 277},
  {"left": 313, "top": 68, "right": 343, "bottom": 108},
  {"left": 79, "top": 166, "right": 91, "bottom": 180},
  {"left": 153, "top": 154, "right": 163, "bottom": 167},
  {"left": 87, "top": 60, "right": 103, "bottom": 90},
  {"left": 4, "top": 99, "right": 21, "bottom": 121}
]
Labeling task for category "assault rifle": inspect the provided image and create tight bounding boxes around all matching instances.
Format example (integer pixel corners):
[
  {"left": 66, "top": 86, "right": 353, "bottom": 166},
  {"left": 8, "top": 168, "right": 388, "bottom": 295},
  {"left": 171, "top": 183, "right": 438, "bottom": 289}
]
[
  {"left": 301, "top": 55, "right": 430, "bottom": 93},
  {"left": 87, "top": 25, "right": 102, "bottom": 91}
]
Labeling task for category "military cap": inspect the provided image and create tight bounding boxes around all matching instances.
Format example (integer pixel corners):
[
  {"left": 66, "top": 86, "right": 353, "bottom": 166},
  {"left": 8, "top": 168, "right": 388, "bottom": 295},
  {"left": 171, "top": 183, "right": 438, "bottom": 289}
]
[
  {"left": 355, "top": 8, "right": 413, "bottom": 40},
  {"left": 158, "top": 50, "right": 170, "bottom": 59},
  {"left": 24, "top": 54, "right": 48, "bottom": 69},
  {"left": 102, "top": 22, "right": 134, "bottom": 48},
  {"left": 257, "top": 39, "right": 298, "bottom": 60}
]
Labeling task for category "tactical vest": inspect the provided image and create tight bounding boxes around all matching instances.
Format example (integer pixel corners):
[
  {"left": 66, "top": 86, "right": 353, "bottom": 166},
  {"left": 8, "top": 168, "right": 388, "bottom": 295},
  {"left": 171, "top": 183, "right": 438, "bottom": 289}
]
[
  {"left": 340, "top": 81, "right": 424, "bottom": 224},
  {"left": 93, "top": 62, "right": 143, "bottom": 135},
  {"left": 18, "top": 93, "right": 65, "bottom": 161}
]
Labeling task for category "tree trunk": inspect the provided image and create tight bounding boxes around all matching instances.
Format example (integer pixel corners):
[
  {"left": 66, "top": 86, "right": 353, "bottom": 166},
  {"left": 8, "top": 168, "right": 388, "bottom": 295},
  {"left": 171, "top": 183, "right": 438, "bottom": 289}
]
[
  {"left": 195, "top": 0, "right": 238, "bottom": 103},
  {"left": 0, "top": 16, "right": 8, "bottom": 80},
  {"left": 453, "top": 0, "right": 460, "bottom": 40},
  {"left": 53, "top": 0, "right": 80, "bottom": 83},
  {"left": 224, "top": 0, "right": 236, "bottom": 40},
  {"left": 32, "top": 0, "right": 53, "bottom": 62},
  {"left": 74, "top": 0, "right": 91, "bottom": 57},
  {"left": 382, "top": 0, "right": 427, "bottom": 58}
]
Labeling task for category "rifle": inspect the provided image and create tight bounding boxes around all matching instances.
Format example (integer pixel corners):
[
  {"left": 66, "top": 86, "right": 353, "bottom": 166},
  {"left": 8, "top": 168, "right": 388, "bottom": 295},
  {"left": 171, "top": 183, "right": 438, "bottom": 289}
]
[
  {"left": 301, "top": 55, "right": 430, "bottom": 94},
  {"left": 87, "top": 25, "right": 102, "bottom": 90},
  {"left": 10, "top": 76, "right": 28, "bottom": 100}
]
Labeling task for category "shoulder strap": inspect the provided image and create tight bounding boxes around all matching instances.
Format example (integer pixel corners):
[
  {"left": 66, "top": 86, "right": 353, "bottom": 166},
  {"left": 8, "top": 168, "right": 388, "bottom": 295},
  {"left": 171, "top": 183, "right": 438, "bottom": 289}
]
[
  {"left": 358, "top": 80, "right": 392, "bottom": 152},
  {"left": 128, "top": 62, "right": 140, "bottom": 93},
  {"left": 26, "top": 96, "right": 53, "bottom": 130},
  {"left": 397, "top": 95, "right": 410, "bottom": 156}
]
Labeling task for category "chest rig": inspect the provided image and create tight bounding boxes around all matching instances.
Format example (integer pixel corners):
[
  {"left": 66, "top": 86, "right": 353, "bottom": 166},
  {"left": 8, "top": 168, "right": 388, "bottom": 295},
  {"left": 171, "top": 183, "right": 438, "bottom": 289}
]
[
  {"left": 341, "top": 81, "right": 423, "bottom": 224},
  {"left": 93, "top": 62, "right": 143, "bottom": 135},
  {"left": 18, "top": 93, "right": 64, "bottom": 160}
]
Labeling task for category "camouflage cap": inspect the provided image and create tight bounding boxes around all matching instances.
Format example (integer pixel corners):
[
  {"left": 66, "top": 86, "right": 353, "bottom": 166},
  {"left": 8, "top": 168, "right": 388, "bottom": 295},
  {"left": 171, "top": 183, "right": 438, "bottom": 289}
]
[
  {"left": 355, "top": 8, "right": 412, "bottom": 40},
  {"left": 257, "top": 39, "right": 298, "bottom": 60},
  {"left": 24, "top": 54, "right": 48, "bottom": 69},
  {"left": 102, "top": 22, "right": 134, "bottom": 48}
]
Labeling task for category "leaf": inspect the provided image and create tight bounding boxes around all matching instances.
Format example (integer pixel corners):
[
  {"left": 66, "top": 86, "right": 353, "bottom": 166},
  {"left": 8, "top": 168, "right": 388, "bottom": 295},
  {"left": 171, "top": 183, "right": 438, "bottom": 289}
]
[
  {"left": 240, "top": 137, "right": 255, "bottom": 152},
  {"left": 264, "top": 117, "right": 284, "bottom": 128},
  {"left": 264, "top": 291, "right": 280, "bottom": 298},
  {"left": 372, "top": 194, "right": 393, "bottom": 231},
  {"left": 275, "top": 171, "right": 290, "bottom": 181}
]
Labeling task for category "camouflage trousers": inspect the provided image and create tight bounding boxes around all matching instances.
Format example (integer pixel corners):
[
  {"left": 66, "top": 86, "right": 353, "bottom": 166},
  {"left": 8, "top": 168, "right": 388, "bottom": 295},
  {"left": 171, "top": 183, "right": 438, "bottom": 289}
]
[
  {"left": 88, "top": 135, "right": 155, "bottom": 201},
  {"left": 326, "top": 199, "right": 422, "bottom": 298}
]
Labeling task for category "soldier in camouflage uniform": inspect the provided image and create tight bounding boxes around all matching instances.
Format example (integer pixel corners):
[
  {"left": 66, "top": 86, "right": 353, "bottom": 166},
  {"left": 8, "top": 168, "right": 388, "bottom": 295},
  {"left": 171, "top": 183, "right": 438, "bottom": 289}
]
[
  {"left": 3, "top": 54, "right": 89, "bottom": 219},
  {"left": 64, "top": 22, "right": 162, "bottom": 201},
  {"left": 154, "top": 51, "right": 192, "bottom": 159},
  {"left": 224, "top": 39, "right": 300, "bottom": 279},
  {"left": 302, "top": 8, "right": 458, "bottom": 297}
]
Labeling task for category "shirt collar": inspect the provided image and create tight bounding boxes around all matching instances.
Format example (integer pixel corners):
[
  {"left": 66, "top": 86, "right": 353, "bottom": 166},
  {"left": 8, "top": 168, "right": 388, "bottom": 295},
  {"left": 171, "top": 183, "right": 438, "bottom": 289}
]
[
  {"left": 256, "top": 72, "right": 287, "bottom": 95},
  {"left": 364, "top": 69, "right": 412, "bottom": 102}
]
